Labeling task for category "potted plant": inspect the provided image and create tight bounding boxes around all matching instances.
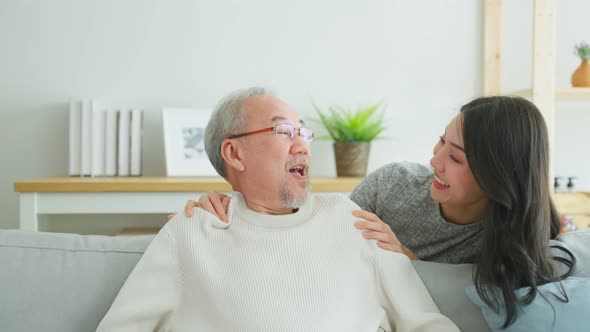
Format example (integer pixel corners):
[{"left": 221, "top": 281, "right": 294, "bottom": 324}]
[
  {"left": 572, "top": 42, "right": 590, "bottom": 87},
  {"left": 313, "top": 101, "right": 387, "bottom": 177}
]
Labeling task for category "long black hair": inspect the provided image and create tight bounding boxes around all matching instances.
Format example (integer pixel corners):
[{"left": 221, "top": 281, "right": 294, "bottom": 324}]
[{"left": 460, "top": 96, "right": 575, "bottom": 328}]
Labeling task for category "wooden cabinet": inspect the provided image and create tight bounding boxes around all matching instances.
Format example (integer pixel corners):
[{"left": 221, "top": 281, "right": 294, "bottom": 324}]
[{"left": 553, "top": 192, "right": 590, "bottom": 229}]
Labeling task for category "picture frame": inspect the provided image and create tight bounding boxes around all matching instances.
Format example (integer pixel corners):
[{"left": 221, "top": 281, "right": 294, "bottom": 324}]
[{"left": 162, "top": 108, "right": 218, "bottom": 176}]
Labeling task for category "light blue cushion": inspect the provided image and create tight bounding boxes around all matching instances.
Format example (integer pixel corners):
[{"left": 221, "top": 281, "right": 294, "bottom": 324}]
[
  {"left": 465, "top": 277, "right": 590, "bottom": 332},
  {"left": 556, "top": 229, "right": 590, "bottom": 277}
]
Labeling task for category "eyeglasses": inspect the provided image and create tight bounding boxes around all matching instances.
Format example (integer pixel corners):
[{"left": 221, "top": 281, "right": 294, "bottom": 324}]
[{"left": 228, "top": 123, "right": 314, "bottom": 143}]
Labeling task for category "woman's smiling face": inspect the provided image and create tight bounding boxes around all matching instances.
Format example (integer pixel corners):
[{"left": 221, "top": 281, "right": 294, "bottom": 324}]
[{"left": 429, "top": 115, "right": 488, "bottom": 216}]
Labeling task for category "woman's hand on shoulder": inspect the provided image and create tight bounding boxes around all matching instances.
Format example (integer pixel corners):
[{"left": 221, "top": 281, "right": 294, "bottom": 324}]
[
  {"left": 166, "top": 191, "right": 231, "bottom": 222},
  {"left": 353, "top": 210, "right": 419, "bottom": 260}
]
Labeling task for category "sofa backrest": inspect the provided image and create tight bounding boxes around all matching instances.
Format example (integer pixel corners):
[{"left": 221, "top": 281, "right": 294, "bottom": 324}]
[
  {"left": 413, "top": 261, "right": 490, "bottom": 331},
  {"left": 557, "top": 228, "right": 590, "bottom": 277},
  {"left": 1, "top": 228, "right": 588, "bottom": 332},
  {"left": 0, "top": 230, "right": 152, "bottom": 332}
]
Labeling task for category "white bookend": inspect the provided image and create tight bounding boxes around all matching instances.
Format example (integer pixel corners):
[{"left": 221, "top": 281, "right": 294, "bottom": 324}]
[
  {"left": 90, "top": 101, "right": 105, "bottom": 177},
  {"left": 80, "top": 99, "right": 92, "bottom": 176},
  {"left": 104, "top": 110, "right": 119, "bottom": 176},
  {"left": 117, "top": 109, "right": 131, "bottom": 176},
  {"left": 68, "top": 100, "right": 82, "bottom": 176},
  {"left": 130, "top": 109, "right": 143, "bottom": 176}
]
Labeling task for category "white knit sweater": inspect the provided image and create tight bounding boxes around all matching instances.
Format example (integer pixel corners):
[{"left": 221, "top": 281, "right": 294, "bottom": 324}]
[{"left": 97, "top": 193, "right": 458, "bottom": 332}]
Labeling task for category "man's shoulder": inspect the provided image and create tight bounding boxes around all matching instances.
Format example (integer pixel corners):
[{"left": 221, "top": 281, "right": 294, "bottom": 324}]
[
  {"left": 164, "top": 209, "right": 229, "bottom": 236},
  {"left": 310, "top": 193, "right": 373, "bottom": 244},
  {"left": 311, "top": 193, "right": 359, "bottom": 210},
  {"left": 309, "top": 194, "right": 362, "bottom": 229}
]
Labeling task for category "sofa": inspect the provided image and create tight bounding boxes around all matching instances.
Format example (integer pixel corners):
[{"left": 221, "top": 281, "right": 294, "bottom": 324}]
[{"left": 1, "top": 228, "right": 588, "bottom": 332}]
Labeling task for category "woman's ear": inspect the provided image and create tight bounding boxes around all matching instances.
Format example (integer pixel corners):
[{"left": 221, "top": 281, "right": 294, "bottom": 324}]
[{"left": 221, "top": 139, "right": 245, "bottom": 172}]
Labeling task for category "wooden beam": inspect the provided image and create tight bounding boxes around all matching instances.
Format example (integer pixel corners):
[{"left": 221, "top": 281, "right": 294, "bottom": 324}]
[
  {"left": 483, "top": 0, "right": 502, "bottom": 96},
  {"left": 532, "top": 0, "right": 556, "bottom": 187}
]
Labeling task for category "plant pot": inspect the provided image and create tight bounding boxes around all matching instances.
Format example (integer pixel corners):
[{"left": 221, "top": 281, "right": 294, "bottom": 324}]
[
  {"left": 333, "top": 142, "right": 370, "bottom": 177},
  {"left": 571, "top": 59, "right": 590, "bottom": 87}
]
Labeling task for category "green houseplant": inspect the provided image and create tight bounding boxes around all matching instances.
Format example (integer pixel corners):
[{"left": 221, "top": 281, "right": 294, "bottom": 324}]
[
  {"left": 313, "top": 101, "right": 387, "bottom": 177},
  {"left": 572, "top": 42, "right": 590, "bottom": 87},
  {"left": 574, "top": 42, "right": 590, "bottom": 60}
]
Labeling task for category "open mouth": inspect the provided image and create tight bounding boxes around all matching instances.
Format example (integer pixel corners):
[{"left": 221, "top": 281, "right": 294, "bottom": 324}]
[
  {"left": 288, "top": 164, "right": 307, "bottom": 179},
  {"left": 433, "top": 174, "right": 449, "bottom": 189}
]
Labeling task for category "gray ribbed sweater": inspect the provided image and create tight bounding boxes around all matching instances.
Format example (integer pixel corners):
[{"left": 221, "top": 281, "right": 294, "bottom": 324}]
[
  {"left": 350, "top": 162, "right": 485, "bottom": 263},
  {"left": 97, "top": 192, "right": 458, "bottom": 332}
]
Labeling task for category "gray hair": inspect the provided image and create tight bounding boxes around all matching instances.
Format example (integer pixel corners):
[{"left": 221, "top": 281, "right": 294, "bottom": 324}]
[{"left": 205, "top": 87, "right": 275, "bottom": 179}]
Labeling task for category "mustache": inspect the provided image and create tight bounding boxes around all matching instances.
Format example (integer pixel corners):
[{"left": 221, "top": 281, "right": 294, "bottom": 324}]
[{"left": 287, "top": 156, "right": 311, "bottom": 169}]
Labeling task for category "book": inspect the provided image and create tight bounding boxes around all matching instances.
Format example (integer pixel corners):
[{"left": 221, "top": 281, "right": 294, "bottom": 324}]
[
  {"left": 104, "top": 110, "right": 119, "bottom": 176},
  {"left": 80, "top": 99, "right": 92, "bottom": 176},
  {"left": 68, "top": 100, "right": 82, "bottom": 176},
  {"left": 90, "top": 101, "right": 105, "bottom": 176},
  {"left": 117, "top": 109, "right": 131, "bottom": 176},
  {"left": 130, "top": 109, "right": 143, "bottom": 176}
]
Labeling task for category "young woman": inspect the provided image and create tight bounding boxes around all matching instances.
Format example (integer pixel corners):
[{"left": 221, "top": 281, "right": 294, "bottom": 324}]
[{"left": 171, "top": 96, "right": 576, "bottom": 328}]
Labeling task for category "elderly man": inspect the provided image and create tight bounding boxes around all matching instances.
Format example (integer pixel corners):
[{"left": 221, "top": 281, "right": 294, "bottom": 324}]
[{"left": 97, "top": 87, "right": 458, "bottom": 332}]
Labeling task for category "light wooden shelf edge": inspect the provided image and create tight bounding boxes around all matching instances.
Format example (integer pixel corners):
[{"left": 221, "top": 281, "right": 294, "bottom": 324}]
[
  {"left": 507, "top": 87, "right": 590, "bottom": 101},
  {"left": 14, "top": 176, "right": 363, "bottom": 193}
]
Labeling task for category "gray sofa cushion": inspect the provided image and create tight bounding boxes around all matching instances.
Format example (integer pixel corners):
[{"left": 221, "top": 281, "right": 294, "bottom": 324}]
[
  {"left": 413, "top": 261, "right": 490, "bottom": 331},
  {"left": 0, "top": 230, "right": 152, "bottom": 332}
]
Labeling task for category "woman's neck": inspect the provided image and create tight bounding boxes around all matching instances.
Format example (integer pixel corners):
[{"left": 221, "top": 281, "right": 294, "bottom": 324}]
[{"left": 439, "top": 201, "right": 488, "bottom": 225}]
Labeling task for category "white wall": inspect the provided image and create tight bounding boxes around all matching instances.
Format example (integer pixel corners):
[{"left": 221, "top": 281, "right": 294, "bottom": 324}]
[{"left": 0, "top": 0, "right": 588, "bottom": 234}]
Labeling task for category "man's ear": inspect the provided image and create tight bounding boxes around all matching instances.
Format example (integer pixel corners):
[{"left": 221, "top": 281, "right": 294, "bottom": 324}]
[{"left": 220, "top": 139, "right": 245, "bottom": 172}]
